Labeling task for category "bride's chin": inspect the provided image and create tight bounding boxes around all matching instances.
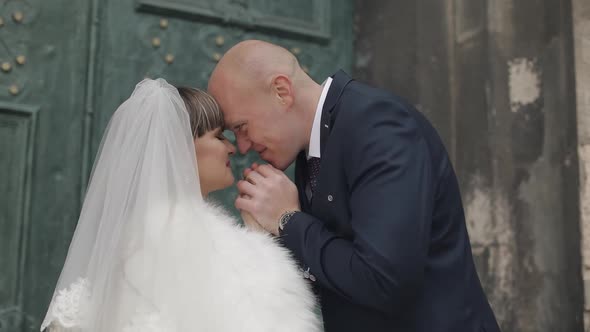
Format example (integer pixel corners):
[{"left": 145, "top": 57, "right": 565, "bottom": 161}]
[{"left": 221, "top": 174, "right": 235, "bottom": 190}]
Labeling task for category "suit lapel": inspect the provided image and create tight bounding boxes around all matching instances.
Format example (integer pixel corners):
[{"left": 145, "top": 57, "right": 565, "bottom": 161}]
[{"left": 320, "top": 70, "right": 353, "bottom": 156}]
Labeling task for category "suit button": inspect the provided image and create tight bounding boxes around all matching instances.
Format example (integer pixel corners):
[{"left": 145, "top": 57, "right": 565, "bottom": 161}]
[{"left": 327, "top": 195, "right": 333, "bottom": 202}]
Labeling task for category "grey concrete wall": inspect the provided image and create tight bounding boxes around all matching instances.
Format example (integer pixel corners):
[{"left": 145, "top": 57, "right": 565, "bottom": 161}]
[
  {"left": 572, "top": 0, "right": 590, "bottom": 330},
  {"left": 354, "top": 1, "right": 584, "bottom": 331}
]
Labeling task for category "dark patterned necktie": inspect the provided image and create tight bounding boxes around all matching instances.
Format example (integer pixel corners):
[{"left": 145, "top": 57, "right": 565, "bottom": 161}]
[{"left": 307, "top": 157, "right": 321, "bottom": 195}]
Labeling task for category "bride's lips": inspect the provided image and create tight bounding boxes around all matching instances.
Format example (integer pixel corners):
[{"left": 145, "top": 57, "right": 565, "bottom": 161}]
[{"left": 226, "top": 160, "right": 231, "bottom": 167}]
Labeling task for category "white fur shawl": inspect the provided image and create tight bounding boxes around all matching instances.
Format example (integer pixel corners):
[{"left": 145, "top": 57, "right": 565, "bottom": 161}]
[{"left": 43, "top": 201, "right": 321, "bottom": 332}]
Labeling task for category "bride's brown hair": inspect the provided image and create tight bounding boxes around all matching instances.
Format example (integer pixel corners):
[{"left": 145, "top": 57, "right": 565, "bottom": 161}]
[{"left": 177, "top": 87, "right": 225, "bottom": 138}]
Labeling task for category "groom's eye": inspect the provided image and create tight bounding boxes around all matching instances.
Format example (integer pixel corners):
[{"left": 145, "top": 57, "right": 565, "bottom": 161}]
[{"left": 234, "top": 123, "right": 247, "bottom": 133}]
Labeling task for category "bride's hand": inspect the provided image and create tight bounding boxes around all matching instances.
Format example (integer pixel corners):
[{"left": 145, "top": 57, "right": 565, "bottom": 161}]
[{"left": 239, "top": 195, "right": 267, "bottom": 233}]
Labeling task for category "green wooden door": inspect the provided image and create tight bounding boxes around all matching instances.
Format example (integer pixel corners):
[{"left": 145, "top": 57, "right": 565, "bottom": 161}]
[
  {"left": 0, "top": 1, "right": 352, "bottom": 331},
  {"left": 0, "top": 0, "right": 92, "bottom": 330}
]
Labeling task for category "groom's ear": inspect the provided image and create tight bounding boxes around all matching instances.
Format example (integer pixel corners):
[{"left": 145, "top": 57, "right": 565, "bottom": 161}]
[{"left": 271, "top": 75, "right": 293, "bottom": 108}]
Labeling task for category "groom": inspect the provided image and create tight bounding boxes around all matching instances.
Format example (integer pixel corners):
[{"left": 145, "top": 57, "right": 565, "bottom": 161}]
[{"left": 208, "top": 40, "right": 500, "bottom": 332}]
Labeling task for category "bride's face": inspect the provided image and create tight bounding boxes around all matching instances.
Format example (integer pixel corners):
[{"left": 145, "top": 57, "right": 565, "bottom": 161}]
[{"left": 195, "top": 128, "right": 236, "bottom": 196}]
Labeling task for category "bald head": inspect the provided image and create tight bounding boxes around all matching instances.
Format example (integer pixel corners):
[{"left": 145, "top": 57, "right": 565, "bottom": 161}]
[
  {"left": 207, "top": 40, "right": 323, "bottom": 169},
  {"left": 208, "top": 40, "right": 304, "bottom": 93}
]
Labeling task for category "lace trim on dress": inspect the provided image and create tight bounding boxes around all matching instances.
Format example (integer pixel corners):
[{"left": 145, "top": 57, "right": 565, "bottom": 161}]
[
  {"left": 41, "top": 277, "right": 172, "bottom": 332},
  {"left": 41, "top": 277, "right": 90, "bottom": 331}
]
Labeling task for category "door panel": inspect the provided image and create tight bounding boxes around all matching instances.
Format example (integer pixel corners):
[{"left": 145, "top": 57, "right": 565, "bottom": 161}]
[
  {"left": 0, "top": 1, "right": 352, "bottom": 330},
  {"left": 0, "top": 0, "right": 91, "bottom": 331},
  {"left": 136, "top": 0, "right": 332, "bottom": 41}
]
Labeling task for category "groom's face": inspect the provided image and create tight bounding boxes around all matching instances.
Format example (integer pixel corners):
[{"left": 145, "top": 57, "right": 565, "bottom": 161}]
[{"left": 218, "top": 90, "right": 300, "bottom": 171}]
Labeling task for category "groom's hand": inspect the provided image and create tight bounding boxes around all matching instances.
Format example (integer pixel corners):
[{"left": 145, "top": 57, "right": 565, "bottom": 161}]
[{"left": 235, "top": 163, "right": 300, "bottom": 236}]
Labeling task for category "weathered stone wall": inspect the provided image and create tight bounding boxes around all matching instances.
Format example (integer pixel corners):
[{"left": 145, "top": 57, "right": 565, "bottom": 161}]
[
  {"left": 354, "top": 1, "right": 584, "bottom": 331},
  {"left": 573, "top": 0, "right": 590, "bottom": 330}
]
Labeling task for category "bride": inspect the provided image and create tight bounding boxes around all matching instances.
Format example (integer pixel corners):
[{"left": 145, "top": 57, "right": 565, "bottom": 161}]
[{"left": 40, "top": 78, "right": 321, "bottom": 331}]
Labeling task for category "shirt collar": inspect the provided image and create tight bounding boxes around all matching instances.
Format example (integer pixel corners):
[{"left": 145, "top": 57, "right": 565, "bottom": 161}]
[{"left": 307, "top": 77, "right": 333, "bottom": 160}]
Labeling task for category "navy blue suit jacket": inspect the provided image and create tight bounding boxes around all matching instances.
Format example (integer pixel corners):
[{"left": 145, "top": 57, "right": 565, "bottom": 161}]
[{"left": 280, "top": 71, "right": 501, "bottom": 332}]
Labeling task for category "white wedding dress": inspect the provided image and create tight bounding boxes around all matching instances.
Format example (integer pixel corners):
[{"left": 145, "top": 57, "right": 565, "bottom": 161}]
[{"left": 40, "top": 79, "right": 321, "bottom": 332}]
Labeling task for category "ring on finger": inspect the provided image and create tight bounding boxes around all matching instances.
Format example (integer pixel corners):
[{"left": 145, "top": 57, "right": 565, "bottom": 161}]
[{"left": 244, "top": 176, "right": 256, "bottom": 185}]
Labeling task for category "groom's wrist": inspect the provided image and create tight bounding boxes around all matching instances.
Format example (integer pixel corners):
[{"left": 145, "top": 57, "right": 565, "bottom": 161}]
[{"left": 278, "top": 210, "right": 299, "bottom": 236}]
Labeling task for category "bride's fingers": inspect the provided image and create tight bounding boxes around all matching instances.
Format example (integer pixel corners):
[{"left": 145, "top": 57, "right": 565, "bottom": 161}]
[
  {"left": 243, "top": 167, "right": 253, "bottom": 179},
  {"left": 243, "top": 163, "right": 264, "bottom": 178},
  {"left": 245, "top": 170, "right": 265, "bottom": 184},
  {"left": 235, "top": 195, "right": 255, "bottom": 212},
  {"left": 256, "top": 164, "right": 278, "bottom": 177},
  {"left": 241, "top": 212, "right": 266, "bottom": 233},
  {"left": 237, "top": 180, "right": 256, "bottom": 196}
]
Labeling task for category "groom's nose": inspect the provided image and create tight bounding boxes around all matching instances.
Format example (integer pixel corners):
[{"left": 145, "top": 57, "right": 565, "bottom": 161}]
[{"left": 237, "top": 137, "right": 252, "bottom": 154}]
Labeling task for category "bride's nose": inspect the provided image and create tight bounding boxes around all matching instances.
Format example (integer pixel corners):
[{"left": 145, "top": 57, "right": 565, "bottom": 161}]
[{"left": 225, "top": 140, "right": 236, "bottom": 155}]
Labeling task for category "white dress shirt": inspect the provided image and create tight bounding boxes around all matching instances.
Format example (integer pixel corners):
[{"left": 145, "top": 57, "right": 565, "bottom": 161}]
[
  {"left": 305, "top": 77, "right": 332, "bottom": 199},
  {"left": 307, "top": 77, "right": 333, "bottom": 160}
]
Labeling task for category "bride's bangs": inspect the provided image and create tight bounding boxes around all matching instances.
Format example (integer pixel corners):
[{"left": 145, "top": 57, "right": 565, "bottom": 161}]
[{"left": 177, "top": 86, "right": 224, "bottom": 137}]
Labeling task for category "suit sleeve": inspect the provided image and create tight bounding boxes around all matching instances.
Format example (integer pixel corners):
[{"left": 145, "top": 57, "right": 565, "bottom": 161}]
[{"left": 280, "top": 99, "right": 434, "bottom": 315}]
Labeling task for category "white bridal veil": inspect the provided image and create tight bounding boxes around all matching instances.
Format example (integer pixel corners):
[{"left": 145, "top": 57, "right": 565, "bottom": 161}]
[{"left": 41, "top": 78, "right": 211, "bottom": 331}]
